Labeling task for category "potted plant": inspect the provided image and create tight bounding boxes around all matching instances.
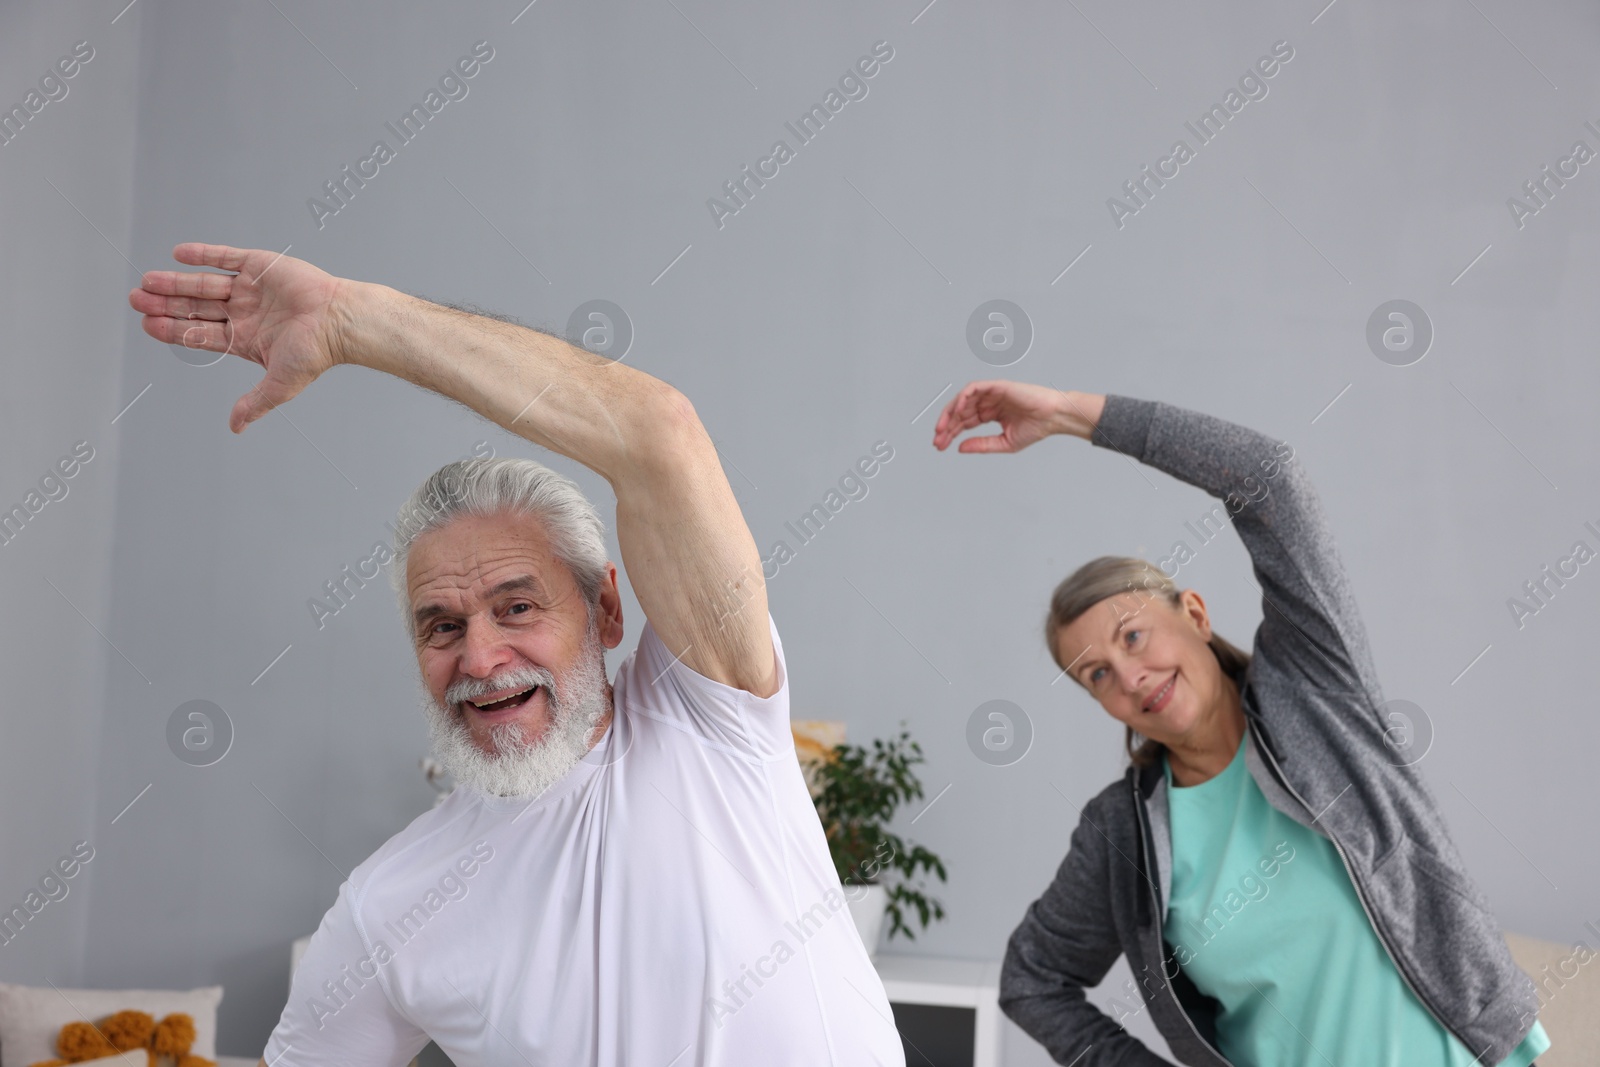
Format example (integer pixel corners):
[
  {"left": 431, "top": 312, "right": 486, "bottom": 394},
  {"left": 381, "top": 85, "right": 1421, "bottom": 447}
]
[{"left": 808, "top": 721, "right": 948, "bottom": 954}]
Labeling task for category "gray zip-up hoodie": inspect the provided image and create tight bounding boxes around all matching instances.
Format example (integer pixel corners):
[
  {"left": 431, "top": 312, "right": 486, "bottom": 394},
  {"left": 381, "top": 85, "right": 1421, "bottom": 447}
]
[{"left": 998, "top": 394, "right": 1542, "bottom": 1066}]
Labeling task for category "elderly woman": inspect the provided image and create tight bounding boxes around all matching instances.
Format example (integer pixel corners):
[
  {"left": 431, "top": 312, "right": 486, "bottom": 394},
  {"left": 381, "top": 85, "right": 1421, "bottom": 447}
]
[{"left": 932, "top": 383, "right": 1549, "bottom": 1067}]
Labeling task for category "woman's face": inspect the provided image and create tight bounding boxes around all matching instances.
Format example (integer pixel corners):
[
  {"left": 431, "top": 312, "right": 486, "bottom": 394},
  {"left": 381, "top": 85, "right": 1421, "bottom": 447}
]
[{"left": 1054, "top": 587, "right": 1227, "bottom": 749}]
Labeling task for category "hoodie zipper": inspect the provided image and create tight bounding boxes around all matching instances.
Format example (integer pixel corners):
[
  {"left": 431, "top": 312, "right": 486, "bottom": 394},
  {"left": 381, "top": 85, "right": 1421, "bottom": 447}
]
[
  {"left": 1246, "top": 719, "right": 1471, "bottom": 1051},
  {"left": 1130, "top": 775, "right": 1235, "bottom": 1067}
]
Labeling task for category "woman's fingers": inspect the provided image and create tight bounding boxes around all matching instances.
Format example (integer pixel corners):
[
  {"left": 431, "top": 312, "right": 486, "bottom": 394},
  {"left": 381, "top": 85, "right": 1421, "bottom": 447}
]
[
  {"left": 957, "top": 433, "right": 1014, "bottom": 454},
  {"left": 933, "top": 379, "right": 1065, "bottom": 454},
  {"left": 949, "top": 380, "right": 994, "bottom": 419},
  {"left": 935, "top": 382, "right": 982, "bottom": 425},
  {"left": 938, "top": 380, "right": 1080, "bottom": 453},
  {"left": 934, "top": 382, "right": 1001, "bottom": 447}
]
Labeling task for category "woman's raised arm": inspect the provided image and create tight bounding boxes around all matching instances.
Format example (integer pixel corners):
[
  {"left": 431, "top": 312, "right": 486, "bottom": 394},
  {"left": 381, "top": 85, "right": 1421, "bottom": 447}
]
[{"left": 934, "top": 381, "right": 1384, "bottom": 703}]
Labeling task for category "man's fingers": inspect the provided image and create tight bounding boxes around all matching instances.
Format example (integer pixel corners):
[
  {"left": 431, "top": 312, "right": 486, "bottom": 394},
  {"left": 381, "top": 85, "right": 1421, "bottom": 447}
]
[
  {"left": 141, "top": 314, "right": 229, "bottom": 351},
  {"left": 139, "top": 269, "right": 234, "bottom": 301},
  {"left": 128, "top": 288, "right": 229, "bottom": 321},
  {"left": 230, "top": 377, "right": 286, "bottom": 434},
  {"left": 229, "top": 391, "right": 268, "bottom": 435},
  {"left": 173, "top": 241, "right": 249, "bottom": 272}
]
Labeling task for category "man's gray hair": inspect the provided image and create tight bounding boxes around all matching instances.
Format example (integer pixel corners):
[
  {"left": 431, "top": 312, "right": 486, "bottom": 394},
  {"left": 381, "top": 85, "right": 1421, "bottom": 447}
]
[{"left": 388, "top": 457, "right": 609, "bottom": 630}]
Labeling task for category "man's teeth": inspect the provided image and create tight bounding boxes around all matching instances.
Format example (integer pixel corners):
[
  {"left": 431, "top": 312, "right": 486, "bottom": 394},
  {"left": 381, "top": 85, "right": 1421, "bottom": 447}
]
[{"left": 469, "top": 686, "right": 537, "bottom": 710}]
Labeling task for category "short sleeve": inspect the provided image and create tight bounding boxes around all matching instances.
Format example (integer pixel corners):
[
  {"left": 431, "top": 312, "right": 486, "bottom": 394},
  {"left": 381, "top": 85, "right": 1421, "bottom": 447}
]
[
  {"left": 625, "top": 610, "right": 792, "bottom": 759},
  {"left": 263, "top": 880, "right": 430, "bottom": 1067}
]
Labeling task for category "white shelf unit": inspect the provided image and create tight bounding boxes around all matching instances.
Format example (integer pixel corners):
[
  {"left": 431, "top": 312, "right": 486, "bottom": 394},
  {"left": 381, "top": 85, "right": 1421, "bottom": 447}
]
[{"left": 873, "top": 955, "right": 1003, "bottom": 1067}]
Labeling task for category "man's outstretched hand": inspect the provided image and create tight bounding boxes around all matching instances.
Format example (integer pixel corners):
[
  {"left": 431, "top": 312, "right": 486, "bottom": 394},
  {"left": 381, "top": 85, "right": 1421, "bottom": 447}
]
[{"left": 129, "top": 243, "right": 349, "bottom": 433}]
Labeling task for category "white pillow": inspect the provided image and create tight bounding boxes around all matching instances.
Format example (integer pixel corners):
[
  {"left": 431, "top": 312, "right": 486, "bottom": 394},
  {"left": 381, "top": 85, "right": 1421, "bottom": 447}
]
[{"left": 0, "top": 982, "right": 222, "bottom": 1067}]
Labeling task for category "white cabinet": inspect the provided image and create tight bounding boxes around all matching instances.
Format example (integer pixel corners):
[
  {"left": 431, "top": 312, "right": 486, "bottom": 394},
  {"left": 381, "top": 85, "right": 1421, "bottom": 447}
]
[{"left": 874, "top": 955, "right": 1003, "bottom": 1067}]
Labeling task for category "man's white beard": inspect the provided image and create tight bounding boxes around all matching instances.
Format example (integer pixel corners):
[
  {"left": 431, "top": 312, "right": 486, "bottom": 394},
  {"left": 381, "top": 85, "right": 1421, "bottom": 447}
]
[{"left": 421, "top": 617, "right": 611, "bottom": 799}]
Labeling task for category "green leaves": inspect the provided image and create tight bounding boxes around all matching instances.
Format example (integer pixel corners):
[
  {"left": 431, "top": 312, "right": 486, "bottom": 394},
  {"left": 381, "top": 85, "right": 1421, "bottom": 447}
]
[{"left": 811, "top": 722, "right": 948, "bottom": 941}]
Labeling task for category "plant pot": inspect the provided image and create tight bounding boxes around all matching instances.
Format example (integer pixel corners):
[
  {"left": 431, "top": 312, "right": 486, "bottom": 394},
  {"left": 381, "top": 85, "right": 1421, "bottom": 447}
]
[{"left": 844, "top": 883, "right": 888, "bottom": 957}]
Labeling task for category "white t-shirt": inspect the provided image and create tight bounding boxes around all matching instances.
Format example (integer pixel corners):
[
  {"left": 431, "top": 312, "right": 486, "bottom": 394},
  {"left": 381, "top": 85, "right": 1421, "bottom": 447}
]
[{"left": 264, "top": 612, "right": 906, "bottom": 1067}]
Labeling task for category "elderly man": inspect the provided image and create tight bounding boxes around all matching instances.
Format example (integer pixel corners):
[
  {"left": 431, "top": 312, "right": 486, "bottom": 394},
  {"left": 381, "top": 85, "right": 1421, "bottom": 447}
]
[{"left": 128, "top": 243, "right": 905, "bottom": 1066}]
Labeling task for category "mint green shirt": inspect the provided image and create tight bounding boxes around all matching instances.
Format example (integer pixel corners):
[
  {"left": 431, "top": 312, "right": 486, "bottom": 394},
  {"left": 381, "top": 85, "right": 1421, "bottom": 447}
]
[{"left": 1161, "top": 738, "right": 1550, "bottom": 1067}]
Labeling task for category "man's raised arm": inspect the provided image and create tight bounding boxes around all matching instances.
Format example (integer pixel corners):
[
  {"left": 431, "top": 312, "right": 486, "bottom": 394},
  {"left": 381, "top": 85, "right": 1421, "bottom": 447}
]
[{"left": 130, "top": 242, "right": 774, "bottom": 697}]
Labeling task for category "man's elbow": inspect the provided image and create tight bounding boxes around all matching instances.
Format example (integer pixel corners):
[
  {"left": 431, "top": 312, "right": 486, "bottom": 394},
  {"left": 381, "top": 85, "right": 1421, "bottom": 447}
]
[
  {"left": 653, "top": 383, "right": 703, "bottom": 440},
  {"left": 624, "top": 382, "right": 712, "bottom": 474}
]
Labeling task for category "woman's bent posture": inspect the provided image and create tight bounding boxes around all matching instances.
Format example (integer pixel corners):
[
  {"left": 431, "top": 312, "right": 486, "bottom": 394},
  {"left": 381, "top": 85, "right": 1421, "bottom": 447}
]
[{"left": 932, "top": 383, "right": 1549, "bottom": 1067}]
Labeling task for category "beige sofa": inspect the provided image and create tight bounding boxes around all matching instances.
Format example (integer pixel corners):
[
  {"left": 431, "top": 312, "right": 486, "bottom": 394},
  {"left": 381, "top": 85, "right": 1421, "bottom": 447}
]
[{"left": 1503, "top": 931, "right": 1600, "bottom": 1067}]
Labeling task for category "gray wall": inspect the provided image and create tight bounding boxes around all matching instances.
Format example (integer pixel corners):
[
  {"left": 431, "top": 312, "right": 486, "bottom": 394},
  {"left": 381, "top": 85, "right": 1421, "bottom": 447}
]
[
  {"left": 0, "top": 1, "right": 140, "bottom": 988},
  {"left": 4, "top": 1, "right": 1597, "bottom": 1062}
]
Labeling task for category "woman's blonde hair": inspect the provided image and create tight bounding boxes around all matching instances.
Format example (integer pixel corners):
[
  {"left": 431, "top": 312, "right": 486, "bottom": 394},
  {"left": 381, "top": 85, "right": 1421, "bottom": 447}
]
[{"left": 1044, "top": 555, "right": 1251, "bottom": 769}]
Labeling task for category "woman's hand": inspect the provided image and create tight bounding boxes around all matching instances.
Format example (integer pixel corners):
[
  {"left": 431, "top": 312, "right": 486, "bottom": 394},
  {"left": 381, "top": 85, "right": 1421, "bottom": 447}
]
[
  {"left": 128, "top": 242, "right": 352, "bottom": 434},
  {"left": 932, "top": 381, "right": 1104, "bottom": 452}
]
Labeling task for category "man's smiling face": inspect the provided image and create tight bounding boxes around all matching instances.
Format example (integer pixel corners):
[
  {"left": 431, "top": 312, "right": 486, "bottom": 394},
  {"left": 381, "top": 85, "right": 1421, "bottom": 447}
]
[{"left": 406, "top": 508, "right": 623, "bottom": 755}]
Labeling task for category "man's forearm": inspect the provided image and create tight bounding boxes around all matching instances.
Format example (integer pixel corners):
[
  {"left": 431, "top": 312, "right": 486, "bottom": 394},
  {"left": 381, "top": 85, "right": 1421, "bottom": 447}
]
[{"left": 330, "top": 279, "right": 684, "bottom": 485}]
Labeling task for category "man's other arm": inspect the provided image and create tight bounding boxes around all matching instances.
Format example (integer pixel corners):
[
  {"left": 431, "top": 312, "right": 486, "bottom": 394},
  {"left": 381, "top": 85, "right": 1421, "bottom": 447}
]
[
  {"left": 131, "top": 243, "right": 774, "bottom": 697},
  {"left": 332, "top": 281, "right": 774, "bottom": 697}
]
